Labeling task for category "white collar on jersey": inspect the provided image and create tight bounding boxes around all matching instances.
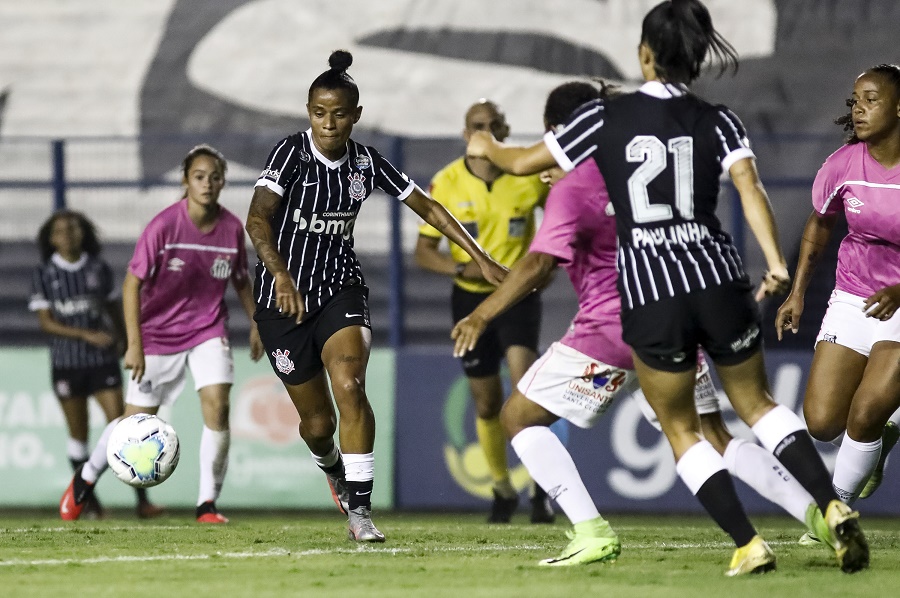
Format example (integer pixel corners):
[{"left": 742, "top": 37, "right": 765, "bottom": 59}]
[
  {"left": 639, "top": 80, "right": 688, "bottom": 98},
  {"left": 304, "top": 129, "right": 350, "bottom": 170},
  {"left": 51, "top": 252, "right": 88, "bottom": 272}
]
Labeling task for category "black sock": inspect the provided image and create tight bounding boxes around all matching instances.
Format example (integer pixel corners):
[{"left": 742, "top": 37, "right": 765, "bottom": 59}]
[
  {"left": 196, "top": 501, "right": 217, "bottom": 517},
  {"left": 319, "top": 455, "right": 344, "bottom": 477},
  {"left": 135, "top": 488, "right": 149, "bottom": 503},
  {"left": 694, "top": 470, "right": 756, "bottom": 547},
  {"left": 347, "top": 480, "right": 373, "bottom": 511},
  {"left": 772, "top": 431, "right": 838, "bottom": 512},
  {"left": 69, "top": 457, "right": 87, "bottom": 472}
]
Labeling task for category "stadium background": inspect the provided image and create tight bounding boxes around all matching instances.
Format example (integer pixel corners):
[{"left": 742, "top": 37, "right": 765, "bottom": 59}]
[{"left": 0, "top": 0, "right": 897, "bottom": 514}]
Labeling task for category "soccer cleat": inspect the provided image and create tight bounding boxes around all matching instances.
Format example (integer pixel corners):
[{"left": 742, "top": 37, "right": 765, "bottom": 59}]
[
  {"left": 196, "top": 501, "right": 229, "bottom": 524},
  {"left": 347, "top": 506, "right": 386, "bottom": 542},
  {"left": 725, "top": 535, "right": 777, "bottom": 577},
  {"left": 530, "top": 484, "right": 555, "bottom": 524},
  {"left": 487, "top": 489, "right": 518, "bottom": 523},
  {"left": 860, "top": 421, "right": 899, "bottom": 499},
  {"left": 539, "top": 521, "right": 620, "bottom": 567},
  {"left": 825, "top": 500, "right": 869, "bottom": 573},
  {"left": 801, "top": 503, "right": 834, "bottom": 548},
  {"left": 137, "top": 501, "right": 165, "bottom": 519},
  {"left": 59, "top": 467, "right": 94, "bottom": 521},
  {"left": 325, "top": 472, "right": 350, "bottom": 515}
]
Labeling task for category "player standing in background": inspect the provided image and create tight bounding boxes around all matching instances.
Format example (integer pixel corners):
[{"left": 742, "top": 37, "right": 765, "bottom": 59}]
[
  {"left": 414, "top": 99, "right": 553, "bottom": 523},
  {"left": 60, "top": 144, "right": 263, "bottom": 523},
  {"left": 31, "top": 210, "right": 161, "bottom": 519},
  {"left": 776, "top": 64, "right": 900, "bottom": 512},
  {"left": 453, "top": 79, "right": 832, "bottom": 567},
  {"left": 464, "top": 0, "right": 869, "bottom": 576},
  {"left": 245, "top": 50, "right": 506, "bottom": 542}
]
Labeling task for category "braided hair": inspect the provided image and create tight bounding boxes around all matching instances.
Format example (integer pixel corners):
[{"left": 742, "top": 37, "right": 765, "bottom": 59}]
[{"left": 836, "top": 63, "right": 900, "bottom": 144}]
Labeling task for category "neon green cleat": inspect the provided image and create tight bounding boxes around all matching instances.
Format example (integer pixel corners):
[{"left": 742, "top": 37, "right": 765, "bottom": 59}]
[
  {"left": 539, "top": 517, "right": 621, "bottom": 566},
  {"left": 825, "top": 500, "right": 869, "bottom": 573},
  {"left": 860, "top": 421, "right": 899, "bottom": 499},
  {"left": 801, "top": 503, "right": 834, "bottom": 548},
  {"left": 725, "top": 535, "right": 776, "bottom": 577}
]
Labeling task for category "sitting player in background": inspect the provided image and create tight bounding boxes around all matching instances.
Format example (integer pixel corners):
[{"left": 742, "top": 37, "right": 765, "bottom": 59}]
[
  {"left": 776, "top": 64, "right": 900, "bottom": 519},
  {"left": 31, "top": 210, "right": 161, "bottom": 519},
  {"left": 60, "top": 144, "right": 263, "bottom": 523},
  {"left": 453, "top": 79, "right": 833, "bottom": 567},
  {"left": 414, "top": 99, "right": 553, "bottom": 523}
]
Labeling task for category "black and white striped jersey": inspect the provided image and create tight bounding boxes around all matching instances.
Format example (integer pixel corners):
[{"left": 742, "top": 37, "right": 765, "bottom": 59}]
[
  {"left": 253, "top": 129, "right": 415, "bottom": 315},
  {"left": 29, "top": 253, "right": 119, "bottom": 368},
  {"left": 545, "top": 81, "right": 754, "bottom": 309}
]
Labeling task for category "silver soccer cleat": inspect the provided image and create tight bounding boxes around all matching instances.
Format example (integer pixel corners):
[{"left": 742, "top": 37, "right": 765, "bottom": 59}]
[{"left": 348, "top": 506, "right": 386, "bottom": 542}]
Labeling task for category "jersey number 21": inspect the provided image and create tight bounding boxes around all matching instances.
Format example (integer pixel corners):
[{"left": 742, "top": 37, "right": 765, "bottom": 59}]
[{"left": 625, "top": 135, "right": 694, "bottom": 224}]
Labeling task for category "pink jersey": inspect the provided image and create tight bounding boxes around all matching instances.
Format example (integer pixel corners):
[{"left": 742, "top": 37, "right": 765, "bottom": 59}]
[
  {"left": 529, "top": 161, "right": 633, "bottom": 369},
  {"left": 813, "top": 143, "right": 900, "bottom": 297},
  {"left": 128, "top": 199, "right": 249, "bottom": 355}
]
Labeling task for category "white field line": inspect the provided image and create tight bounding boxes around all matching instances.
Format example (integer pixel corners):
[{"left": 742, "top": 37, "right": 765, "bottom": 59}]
[{"left": 0, "top": 536, "right": 859, "bottom": 568}]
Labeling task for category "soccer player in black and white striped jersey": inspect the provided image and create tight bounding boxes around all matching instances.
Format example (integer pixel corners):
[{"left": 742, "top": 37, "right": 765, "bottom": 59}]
[
  {"left": 30, "top": 210, "right": 161, "bottom": 519},
  {"left": 464, "top": 0, "right": 868, "bottom": 576},
  {"left": 246, "top": 50, "right": 506, "bottom": 543}
]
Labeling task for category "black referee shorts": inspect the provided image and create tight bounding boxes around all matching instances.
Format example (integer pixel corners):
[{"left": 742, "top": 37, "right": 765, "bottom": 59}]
[
  {"left": 255, "top": 285, "right": 371, "bottom": 386},
  {"left": 451, "top": 285, "right": 541, "bottom": 378},
  {"left": 621, "top": 281, "right": 762, "bottom": 373}
]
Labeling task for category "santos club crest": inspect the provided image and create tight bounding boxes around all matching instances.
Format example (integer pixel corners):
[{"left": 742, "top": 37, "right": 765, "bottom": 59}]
[{"left": 348, "top": 172, "right": 366, "bottom": 201}]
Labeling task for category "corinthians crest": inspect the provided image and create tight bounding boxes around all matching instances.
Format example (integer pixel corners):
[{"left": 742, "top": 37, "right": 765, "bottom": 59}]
[
  {"left": 272, "top": 349, "right": 295, "bottom": 375},
  {"left": 347, "top": 172, "right": 366, "bottom": 201}
]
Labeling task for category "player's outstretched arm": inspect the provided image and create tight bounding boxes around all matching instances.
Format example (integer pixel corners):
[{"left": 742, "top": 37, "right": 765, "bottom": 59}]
[
  {"left": 466, "top": 131, "right": 557, "bottom": 176},
  {"left": 246, "top": 186, "right": 305, "bottom": 323},
  {"left": 404, "top": 187, "right": 508, "bottom": 285},
  {"left": 451, "top": 251, "right": 557, "bottom": 357},
  {"left": 729, "top": 157, "right": 790, "bottom": 295}
]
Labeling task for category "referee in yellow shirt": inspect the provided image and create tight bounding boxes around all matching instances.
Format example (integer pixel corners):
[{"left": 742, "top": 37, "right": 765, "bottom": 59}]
[{"left": 415, "top": 99, "right": 552, "bottom": 523}]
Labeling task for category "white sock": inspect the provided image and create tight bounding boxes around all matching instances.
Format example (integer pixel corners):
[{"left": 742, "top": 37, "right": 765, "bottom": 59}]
[
  {"left": 750, "top": 404, "right": 806, "bottom": 454},
  {"left": 82, "top": 418, "right": 120, "bottom": 484},
  {"left": 675, "top": 440, "right": 725, "bottom": 495},
  {"left": 311, "top": 442, "right": 341, "bottom": 470},
  {"left": 510, "top": 426, "right": 599, "bottom": 525},
  {"left": 67, "top": 438, "right": 88, "bottom": 463},
  {"left": 833, "top": 435, "right": 881, "bottom": 506},
  {"left": 889, "top": 408, "right": 900, "bottom": 427},
  {"left": 724, "top": 438, "right": 812, "bottom": 523},
  {"left": 343, "top": 452, "right": 374, "bottom": 482},
  {"left": 197, "top": 426, "right": 230, "bottom": 505}
]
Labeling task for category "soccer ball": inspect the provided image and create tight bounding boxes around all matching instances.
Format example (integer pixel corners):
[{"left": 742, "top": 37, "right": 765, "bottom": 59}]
[{"left": 106, "top": 414, "right": 180, "bottom": 488}]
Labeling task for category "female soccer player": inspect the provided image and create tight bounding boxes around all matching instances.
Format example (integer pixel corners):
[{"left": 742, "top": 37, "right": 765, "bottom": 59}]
[
  {"left": 453, "top": 79, "right": 829, "bottom": 567},
  {"left": 32, "top": 210, "right": 160, "bottom": 519},
  {"left": 776, "top": 64, "right": 900, "bottom": 506},
  {"left": 464, "top": 0, "right": 868, "bottom": 575},
  {"left": 245, "top": 50, "right": 506, "bottom": 542},
  {"left": 60, "top": 144, "right": 263, "bottom": 523}
]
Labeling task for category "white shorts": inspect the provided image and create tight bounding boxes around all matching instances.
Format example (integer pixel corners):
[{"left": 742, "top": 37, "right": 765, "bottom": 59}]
[
  {"left": 633, "top": 354, "right": 721, "bottom": 431},
  {"left": 126, "top": 336, "right": 234, "bottom": 409},
  {"left": 816, "top": 289, "right": 900, "bottom": 357},
  {"left": 516, "top": 342, "right": 639, "bottom": 429}
]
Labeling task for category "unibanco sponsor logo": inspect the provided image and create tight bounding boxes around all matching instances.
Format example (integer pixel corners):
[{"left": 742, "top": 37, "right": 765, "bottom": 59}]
[{"left": 292, "top": 210, "right": 356, "bottom": 240}]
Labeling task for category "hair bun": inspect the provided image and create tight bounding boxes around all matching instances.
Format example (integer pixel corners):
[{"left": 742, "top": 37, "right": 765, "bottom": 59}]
[{"left": 328, "top": 50, "right": 353, "bottom": 72}]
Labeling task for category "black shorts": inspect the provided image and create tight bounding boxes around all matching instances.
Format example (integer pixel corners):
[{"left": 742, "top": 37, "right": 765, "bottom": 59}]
[
  {"left": 621, "top": 281, "right": 762, "bottom": 373},
  {"left": 255, "top": 285, "right": 371, "bottom": 386},
  {"left": 52, "top": 362, "right": 122, "bottom": 399},
  {"left": 451, "top": 285, "right": 541, "bottom": 377}
]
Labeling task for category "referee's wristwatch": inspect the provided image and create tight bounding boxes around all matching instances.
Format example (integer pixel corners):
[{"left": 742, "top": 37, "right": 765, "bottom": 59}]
[{"left": 455, "top": 262, "right": 467, "bottom": 277}]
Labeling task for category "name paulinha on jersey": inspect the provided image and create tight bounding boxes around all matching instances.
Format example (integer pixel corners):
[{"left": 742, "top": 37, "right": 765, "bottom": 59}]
[{"left": 631, "top": 221, "right": 711, "bottom": 248}]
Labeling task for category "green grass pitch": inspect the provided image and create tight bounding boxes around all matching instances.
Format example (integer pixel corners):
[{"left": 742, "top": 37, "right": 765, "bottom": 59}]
[{"left": 0, "top": 510, "right": 897, "bottom": 597}]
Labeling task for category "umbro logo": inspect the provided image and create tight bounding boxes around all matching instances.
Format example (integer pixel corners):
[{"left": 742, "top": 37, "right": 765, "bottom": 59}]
[
  {"left": 846, "top": 196, "right": 864, "bottom": 214},
  {"left": 167, "top": 257, "right": 185, "bottom": 272}
]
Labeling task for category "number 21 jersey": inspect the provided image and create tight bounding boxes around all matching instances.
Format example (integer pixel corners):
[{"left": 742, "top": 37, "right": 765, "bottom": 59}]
[{"left": 545, "top": 81, "right": 753, "bottom": 309}]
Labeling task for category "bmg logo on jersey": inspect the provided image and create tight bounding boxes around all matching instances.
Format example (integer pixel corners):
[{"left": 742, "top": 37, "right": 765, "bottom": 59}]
[{"left": 292, "top": 210, "right": 356, "bottom": 240}]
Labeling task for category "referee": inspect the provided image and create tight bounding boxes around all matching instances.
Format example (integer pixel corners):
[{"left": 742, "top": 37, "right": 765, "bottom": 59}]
[{"left": 414, "top": 99, "right": 552, "bottom": 524}]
